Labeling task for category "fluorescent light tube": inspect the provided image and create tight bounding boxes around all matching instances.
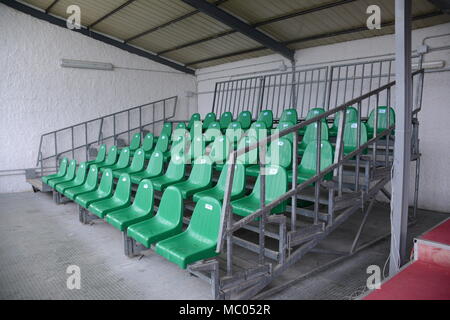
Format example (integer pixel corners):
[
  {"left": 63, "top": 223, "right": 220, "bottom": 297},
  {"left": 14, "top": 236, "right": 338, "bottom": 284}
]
[{"left": 61, "top": 59, "right": 114, "bottom": 71}]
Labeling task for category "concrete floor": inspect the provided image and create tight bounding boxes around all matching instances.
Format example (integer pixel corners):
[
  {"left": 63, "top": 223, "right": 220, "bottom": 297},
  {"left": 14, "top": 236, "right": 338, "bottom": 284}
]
[{"left": 0, "top": 191, "right": 448, "bottom": 300}]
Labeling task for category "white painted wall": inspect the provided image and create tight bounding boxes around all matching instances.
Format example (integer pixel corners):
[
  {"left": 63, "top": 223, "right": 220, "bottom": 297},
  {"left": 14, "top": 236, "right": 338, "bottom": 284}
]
[
  {"left": 196, "top": 23, "right": 450, "bottom": 213},
  {"left": 0, "top": 4, "right": 197, "bottom": 193}
]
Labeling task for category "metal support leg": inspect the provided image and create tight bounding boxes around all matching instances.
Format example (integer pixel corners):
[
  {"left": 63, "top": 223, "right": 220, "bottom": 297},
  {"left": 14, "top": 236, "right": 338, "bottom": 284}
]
[
  {"left": 350, "top": 198, "right": 375, "bottom": 253},
  {"left": 123, "top": 232, "right": 135, "bottom": 258}
]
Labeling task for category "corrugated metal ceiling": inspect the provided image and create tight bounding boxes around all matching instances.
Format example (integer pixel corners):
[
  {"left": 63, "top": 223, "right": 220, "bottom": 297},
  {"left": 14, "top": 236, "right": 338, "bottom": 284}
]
[{"left": 21, "top": 0, "right": 450, "bottom": 70}]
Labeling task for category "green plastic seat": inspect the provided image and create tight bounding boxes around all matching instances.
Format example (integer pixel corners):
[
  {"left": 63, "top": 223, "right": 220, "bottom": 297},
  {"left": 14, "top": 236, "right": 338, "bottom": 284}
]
[
  {"left": 105, "top": 179, "right": 154, "bottom": 231},
  {"left": 74, "top": 169, "right": 114, "bottom": 209},
  {"left": 127, "top": 186, "right": 184, "bottom": 248},
  {"left": 231, "top": 165, "right": 287, "bottom": 217},
  {"left": 155, "top": 196, "right": 222, "bottom": 269},
  {"left": 112, "top": 148, "right": 146, "bottom": 178},
  {"left": 208, "top": 135, "right": 230, "bottom": 165},
  {"left": 150, "top": 154, "right": 186, "bottom": 191},
  {"left": 95, "top": 146, "right": 119, "bottom": 170},
  {"left": 130, "top": 150, "right": 164, "bottom": 184},
  {"left": 236, "top": 136, "right": 258, "bottom": 167},
  {"left": 148, "top": 135, "right": 169, "bottom": 159},
  {"left": 367, "top": 106, "right": 396, "bottom": 138},
  {"left": 177, "top": 122, "right": 187, "bottom": 130},
  {"left": 187, "top": 113, "right": 201, "bottom": 130},
  {"left": 171, "top": 127, "right": 187, "bottom": 143},
  {"left": 204, "top": 122, "right": 221, "bottom": 143},
  {"left": 100, "top": 147, "right": 130, "bottom": 172},
  {"left": 64, "top": 165, "right": 99, "bottom": 200},
  {"left": 248, "top": 121, "right": 267, "bottom": 141},
  {"left": 202, "top": 112, "right": 217, "bottom": 130},
  {"left": 343, "top": 122, "right": 368, "bottom": 155},
  {"left": 55, "top": 162, "right": 88, "bottom": 194},
  {"left": 219, "top": 112, "right": 233, "bottom": 130},
  {"left": 86, "top": 144, "right": 107, "bottom": 167},
  {"left": 258, "top": 110, "right": 274, "bottom": 129},
  {"left": 299, "top": 108, "right": 326, "bottom": 135},
  {"left": 189, "top": 121, "right": 203, "bottom": 140},
  {"left": 141, "top": 133, "right": 154, "bottom": 154},
  {"left": 288, "top": 140, "right": 333, "bottom": 185},
  {"left": 246, "top": 138, "right": 292, "bottom": 177},
  {"left": 298, "top": 122, "right": 329, "bottom": 156},
  {"left": 238, "top": 111, "right": 252, "bottom": 130},
  {"left": 160, "top": 123, "right": 173, "bottom": 139},
  {"left": 128, "top": 133, "right": 141, "bottom": 152},
  {"left": 42, "top": 157, "right": 69, "bottom": 185},
  {"left": 187, "top": 135, "right": 206, "bottom": 161},
  {"left": 225, "top": 122, "right": 244, "bottom": 149},
  {"left": 88, "top": 173, "right": 131, "bottom": 219},
  {"left": 171, "top": 156, "right": 213, "bottom": 199},
  {"left": 329, "top": 107, "right": 359, "bottom": 137},
  {"left": 280, "top": 109, "right": 298, "bottom": 125},
  {"left": 193, "top": 162, "right": 246, "bottom": 203},
  {"left": 273, "top": 121, "right": 295, "bottom": 143},
  {"left": 48, "top": 159, "right": 77, "bottom": 188}
]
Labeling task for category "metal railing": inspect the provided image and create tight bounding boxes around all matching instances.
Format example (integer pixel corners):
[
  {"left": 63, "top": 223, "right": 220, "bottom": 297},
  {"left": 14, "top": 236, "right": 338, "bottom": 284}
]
[
  {"left": 216, "top": 69, "right": 424, "bottom": 280},
  {"left": 36, "top": 96, "right": 178, "bottom": 176}
]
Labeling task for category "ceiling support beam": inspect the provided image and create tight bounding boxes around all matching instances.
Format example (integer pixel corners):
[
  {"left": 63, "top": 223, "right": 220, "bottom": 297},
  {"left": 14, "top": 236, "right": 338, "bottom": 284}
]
[
  {"left": 159, "top": 0, "right": 356, "bottom": 56},
  {"left": 1, "top": 0, "right": 195, "bottom": 75},
  {"left": 181, "top": 0, "right": 295, "bottom": 61},
  {"left": 185, "top": 11, "right": 443, "bottom": 66},
  {"left": 125, "top": 0, "right": 229, "bottom": 43},
  {"left": 88, "top": 0, "right": 137, "bottom": 29},
  {"left": 390, "top": 0, "right": 412, "bottom": 276}
]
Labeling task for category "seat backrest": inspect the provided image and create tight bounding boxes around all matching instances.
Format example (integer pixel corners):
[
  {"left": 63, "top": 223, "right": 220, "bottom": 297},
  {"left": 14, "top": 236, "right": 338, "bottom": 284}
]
[
  {"left": 238, "top": 111, "right": 252, "bottom": 130},
  {"left": 142, "top": 133, "right": 154, "bottom": 152},
  {"left": 251, "top": 165, "right": 287, "bottom": 202},
  {"left": 306, "top": 108, "right": 326, "bottom": 120},
  {"left": 280, "top": 109, "right": 298, "bottom": 124},
  {"left": 73, "top": 162, "right": 88, "bottom": 184},
  {"left": 188, "top": 136, "right": 206, "bottom": 161},
  {"left": 85, "top": 165, "right": 99, "bottom": 189},
  {"left": 236, "top": 136, "right": 258, "bottom": 165},
  {"left": 117, "top": 147, "right": 131, "bottom": 167},
  {"left": 266, "top": 138, "right": 292, "bottom": 169},
  {"left": 66, "top": 160, "right": 77, "bottom": 179},
  {"left": 129, "top": 148, "right": 146, "bottom": 171},
  {"left": 176, "top": 122, "right": 187, "bottom": 129},
  {"left": 145, "top": 150, "right": 164, "bottom": 176},
  {"left": 299, "top": 140, "right": 334, "bottom": 178},
  {"left": 190, "top": 121, "right": 203, "bottom": 139},
  {"left": 156, "top": 186, "right": 183, "bottom": 227},
  {"left": 203, "top": 112, "right": 217, "bottom": 129},
  {"left": 209, "top": 135, "right": 230, "bottom": 164},
  {"left": 187, "top": 197, "right": 222, "bottom": 245},
  {"left": 114, "top": 173, "right": 131, "bottom": 203},
  {"left": 303, "top": 122, "right": 329, "bottom": 144},
  {"left": 248, "top": 121, "right": 267, "bottom": 141},
  {"left": 104, "top": 146, "right": 118, "bottom": 165},
  {"left": 219, "top": 112, "right": 233, "bottom": 129},
  {"left": 332, "top": 106, "right": 359, "bottom": 129},
  {"left": 161, "top": 122, "right": 173, "bottom": 138},
  {"left": 343, "top": 122, "right": 368, "bottom": 155},
  {"left": 171, "top": 127, "right": 187, "bottom": 142},
  {"left": 258, "top": 110, "right": 273, "bottom": 129},
  {"left": 187, "top": 113, "right": 201, "bottom": 130},
  {"left": 165, "top": 155, "right": 186, "bottom": 180},
  {"left": 57, "top": 157, "right": 69, "bottom": 175},
  {"left": 188, "top": 156, "right": 213, "bottom": 186},
  {"left": 204, "top": 125, "right": 221, "bottom": 142},
  {"left": 132, "top": 179, "right": 154, "bottom": 214},
  {"left": 98, "top": 169, "right": 114, "bottom": 195},
  {"left": 225, "top": 122, "right": 243, "bottom": 144},
  {"left": 216, "top": 162, "right": 246, "bottom": 195},
  {"left": 154, "top": 134, "right": 169, "bottom": 153},
  {"left": 367, "top": 106, "right": 396, "bottom": 132},
  {"left": 273, "top": 121, "right": 294, "bottom": 143},
  {"left": 95, "top": 144, "right": 107, "bottom": 162},
  {"left": 129, "top": 133, "right": 141, "bottom": 150}
]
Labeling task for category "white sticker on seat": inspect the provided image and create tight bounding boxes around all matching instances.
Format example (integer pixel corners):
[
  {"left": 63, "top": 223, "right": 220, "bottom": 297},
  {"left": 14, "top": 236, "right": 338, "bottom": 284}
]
[
  {"left": 144, "top": 184, "right": 149, "bottom": 189},
  {"left": 379, "top": 109, "right": 386, "bottom": 113},
  {"left": 205, "top": 204, "right": 213, "bottom": 210},
  {"left": 122, "top": 177, "right": 127, "bottom": 182},
  {"left": 351, "top": 123, "right": 358, "bottom": 129},
  {"left": 106, "top": 172, "right": 109, "bottom": 176}
]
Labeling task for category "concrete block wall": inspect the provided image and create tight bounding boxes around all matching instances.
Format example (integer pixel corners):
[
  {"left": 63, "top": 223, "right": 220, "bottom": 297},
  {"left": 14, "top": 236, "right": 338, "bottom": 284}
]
[{"left": 0, "top": 4, "right": 197, "bottom": 193}]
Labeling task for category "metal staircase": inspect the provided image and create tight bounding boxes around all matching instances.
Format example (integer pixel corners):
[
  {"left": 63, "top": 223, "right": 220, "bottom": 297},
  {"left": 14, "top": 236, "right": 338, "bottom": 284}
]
[{"left": 25, "top": 96, "right": 178, "bottom": 192}]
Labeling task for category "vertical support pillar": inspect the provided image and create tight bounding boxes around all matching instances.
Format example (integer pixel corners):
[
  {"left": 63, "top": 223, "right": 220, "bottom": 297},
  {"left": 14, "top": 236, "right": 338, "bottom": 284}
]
[{"left": 390, "top": 0, "right": 412, "bottom": 276}]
